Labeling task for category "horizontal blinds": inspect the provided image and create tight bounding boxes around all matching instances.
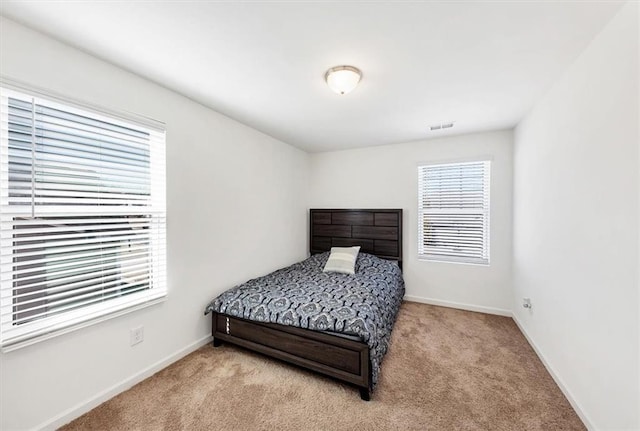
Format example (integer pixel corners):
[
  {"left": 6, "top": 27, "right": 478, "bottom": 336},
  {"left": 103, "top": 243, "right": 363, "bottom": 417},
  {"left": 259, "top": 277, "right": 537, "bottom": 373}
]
[
  {"left": 418, "top": 160, "right": 490, "bottom": 264},
  {"left": 0, "top": 87, "right": 166, "bottom": 349}
]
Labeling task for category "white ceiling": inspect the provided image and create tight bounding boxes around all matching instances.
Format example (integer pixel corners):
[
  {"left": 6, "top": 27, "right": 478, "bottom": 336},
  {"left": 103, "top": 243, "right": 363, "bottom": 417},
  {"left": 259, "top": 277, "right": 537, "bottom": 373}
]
[{"left": 0, "top": 1, "right": 624, "bottom": 152}]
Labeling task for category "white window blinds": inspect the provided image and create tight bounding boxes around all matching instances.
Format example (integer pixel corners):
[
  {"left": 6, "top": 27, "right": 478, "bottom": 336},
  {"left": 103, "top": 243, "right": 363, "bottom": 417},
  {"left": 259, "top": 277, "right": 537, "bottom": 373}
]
[
  {"left": 418, "top": 160, "right": 490, "bottom": 265},
  {"left": 0, "top": 86, "right": 166, "bottom": 350}
]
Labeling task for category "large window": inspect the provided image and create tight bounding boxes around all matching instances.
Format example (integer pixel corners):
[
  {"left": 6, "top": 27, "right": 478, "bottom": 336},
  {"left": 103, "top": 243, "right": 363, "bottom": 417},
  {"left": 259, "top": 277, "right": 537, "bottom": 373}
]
[
  {"left": 0, "top": 85, "right": 166, "bottom": 350},
  {"left": 418, "top": 160, "right": 490, "bottom": 265}
]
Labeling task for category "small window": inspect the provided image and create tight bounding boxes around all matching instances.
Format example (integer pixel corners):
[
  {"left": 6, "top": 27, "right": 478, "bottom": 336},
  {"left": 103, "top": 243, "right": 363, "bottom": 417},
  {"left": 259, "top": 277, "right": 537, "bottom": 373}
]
[
  {"left": 418, "top": 160, "right": 490, "bottom": 265},
  {"left": 0, "top": 85, "right": 166, "bottom": 350}
]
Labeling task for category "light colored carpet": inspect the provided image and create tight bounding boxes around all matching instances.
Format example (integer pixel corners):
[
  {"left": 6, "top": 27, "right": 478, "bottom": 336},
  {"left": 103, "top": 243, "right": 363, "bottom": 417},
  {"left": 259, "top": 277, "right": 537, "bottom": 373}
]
[{"left": 61, "top": 302, "right": 585, "bottom": 430}]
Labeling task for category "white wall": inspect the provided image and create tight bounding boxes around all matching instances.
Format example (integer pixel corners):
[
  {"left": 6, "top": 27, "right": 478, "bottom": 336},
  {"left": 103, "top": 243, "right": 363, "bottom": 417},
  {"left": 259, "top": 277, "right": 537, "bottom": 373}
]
[
  {"left": 0, "top": 17, "right": 309, "bottom": 430},
  {"left": 512, "top": 2, "right": 639, "bottom": 430},
  {"left": 309, "top": 130, "right": 513, "bottom": 314},
  {"left": 637, "top": 1, "right": 640, "bottom": 421}
]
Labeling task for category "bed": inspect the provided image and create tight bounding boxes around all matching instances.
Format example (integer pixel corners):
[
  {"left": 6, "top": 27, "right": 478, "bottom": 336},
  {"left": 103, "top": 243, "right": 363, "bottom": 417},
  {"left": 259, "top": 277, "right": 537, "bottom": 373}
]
[{"left": 204, "top": 209, "right": 403, "bottom": 400}]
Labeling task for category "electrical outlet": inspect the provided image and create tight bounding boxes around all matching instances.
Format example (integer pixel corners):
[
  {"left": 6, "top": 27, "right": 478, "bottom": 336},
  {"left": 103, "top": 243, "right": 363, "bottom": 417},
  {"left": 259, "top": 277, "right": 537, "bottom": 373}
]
[{"left": 130, "top": 326, "right": 144, "bottom": 346}]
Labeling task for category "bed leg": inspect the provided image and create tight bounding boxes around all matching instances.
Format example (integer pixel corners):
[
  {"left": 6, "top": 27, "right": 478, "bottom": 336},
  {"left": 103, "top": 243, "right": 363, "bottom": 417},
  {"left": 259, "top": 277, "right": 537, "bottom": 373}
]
[
  {"left": 212, "top": 337, "right": 222, "bottom": 347},
  {"left": 359, "top": 387, "right": 371, "bottom": 401}
]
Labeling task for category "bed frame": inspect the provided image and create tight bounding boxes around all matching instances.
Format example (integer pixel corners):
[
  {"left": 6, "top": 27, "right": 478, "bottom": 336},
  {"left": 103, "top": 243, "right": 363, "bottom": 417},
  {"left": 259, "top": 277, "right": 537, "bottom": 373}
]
[{"left": 210, "top": 208, "right": 403, "bottom": 400}]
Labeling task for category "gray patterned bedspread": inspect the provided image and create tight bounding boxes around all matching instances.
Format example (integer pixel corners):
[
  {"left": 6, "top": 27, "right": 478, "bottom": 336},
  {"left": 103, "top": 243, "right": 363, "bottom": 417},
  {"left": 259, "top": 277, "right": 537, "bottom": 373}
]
[{"left": 204, "top": 252, "right": 405, "bottom": 388}]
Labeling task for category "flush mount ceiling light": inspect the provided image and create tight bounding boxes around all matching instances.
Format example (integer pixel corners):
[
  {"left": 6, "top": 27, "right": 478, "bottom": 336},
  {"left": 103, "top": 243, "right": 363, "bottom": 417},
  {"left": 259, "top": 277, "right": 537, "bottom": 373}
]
[{"left": 325, "top": 65, "right": 362, "bottom": 95}]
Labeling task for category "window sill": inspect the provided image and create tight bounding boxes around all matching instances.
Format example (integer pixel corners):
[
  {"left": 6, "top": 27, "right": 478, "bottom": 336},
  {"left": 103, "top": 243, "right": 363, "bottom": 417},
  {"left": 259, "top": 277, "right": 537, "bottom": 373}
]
[
  {"left": 1, "top": 295, "right": 167, "bottom": 353},
  {"left": 418, "top": 256, "right": 490, "bottom": 267}
]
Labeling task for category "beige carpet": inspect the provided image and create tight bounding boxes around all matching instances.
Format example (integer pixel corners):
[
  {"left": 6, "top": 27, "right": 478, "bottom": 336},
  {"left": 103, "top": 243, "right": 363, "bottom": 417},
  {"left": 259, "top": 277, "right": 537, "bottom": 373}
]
[{"left": 61, "top": 302, "right": 584, "bottom": 430}]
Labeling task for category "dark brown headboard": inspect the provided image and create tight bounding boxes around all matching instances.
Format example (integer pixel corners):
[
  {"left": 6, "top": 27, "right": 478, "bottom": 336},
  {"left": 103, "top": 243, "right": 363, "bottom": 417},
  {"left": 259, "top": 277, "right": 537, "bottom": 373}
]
[{"left": 310, "top": 209, "right": 403, "bottom": 268}]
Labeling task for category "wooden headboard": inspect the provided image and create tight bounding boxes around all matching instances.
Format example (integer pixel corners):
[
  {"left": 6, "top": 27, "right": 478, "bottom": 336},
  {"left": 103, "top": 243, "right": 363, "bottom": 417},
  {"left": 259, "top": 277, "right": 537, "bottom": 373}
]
[{"left": 310, "top": 209, "right": 403, "bottom": 268}]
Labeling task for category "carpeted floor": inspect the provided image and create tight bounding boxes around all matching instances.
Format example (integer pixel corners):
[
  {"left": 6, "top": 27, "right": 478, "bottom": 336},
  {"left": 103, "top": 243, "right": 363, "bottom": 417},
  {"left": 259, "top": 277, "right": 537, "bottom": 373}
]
[{"left": 61, "top": 302, "right": 585, "bottom": 430}]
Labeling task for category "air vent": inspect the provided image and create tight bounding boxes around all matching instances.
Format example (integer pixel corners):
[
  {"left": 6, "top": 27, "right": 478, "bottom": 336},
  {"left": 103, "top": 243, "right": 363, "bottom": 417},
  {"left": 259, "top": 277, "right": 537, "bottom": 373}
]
[{"left": 429, "top": 122, "right": 455, "bottom": 131}]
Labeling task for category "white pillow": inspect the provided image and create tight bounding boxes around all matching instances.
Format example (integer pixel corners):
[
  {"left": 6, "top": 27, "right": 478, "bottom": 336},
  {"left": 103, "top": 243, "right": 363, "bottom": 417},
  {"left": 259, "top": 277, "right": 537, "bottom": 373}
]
[{"left": 323, "top": 246, "right": 361, "bottom": 275}]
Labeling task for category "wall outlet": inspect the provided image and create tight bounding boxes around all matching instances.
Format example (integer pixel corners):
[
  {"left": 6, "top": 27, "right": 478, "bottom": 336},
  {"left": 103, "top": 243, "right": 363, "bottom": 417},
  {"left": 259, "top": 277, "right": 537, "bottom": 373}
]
[
  {"left": 130, "top": 326, "right": 144, "bottom": 346},
  {"left": 522, "top": 297, "right": 532, "bottom": 309}
]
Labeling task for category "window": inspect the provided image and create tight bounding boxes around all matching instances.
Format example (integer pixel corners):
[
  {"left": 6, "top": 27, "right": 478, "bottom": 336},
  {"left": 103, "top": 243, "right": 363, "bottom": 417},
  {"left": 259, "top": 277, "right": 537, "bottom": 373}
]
[
  {"left": 0, "top": 85, "right": 166, "bottom": 350},
  {"left": 418, "top": 160, "right": 490, "bottom": 265}
]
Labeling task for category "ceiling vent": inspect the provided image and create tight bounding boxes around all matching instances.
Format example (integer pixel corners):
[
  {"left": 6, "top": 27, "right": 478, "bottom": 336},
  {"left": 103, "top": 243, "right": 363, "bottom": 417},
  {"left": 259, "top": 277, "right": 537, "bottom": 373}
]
[{"left": 430, "top": 122, "right": 455, "bottom": 131}]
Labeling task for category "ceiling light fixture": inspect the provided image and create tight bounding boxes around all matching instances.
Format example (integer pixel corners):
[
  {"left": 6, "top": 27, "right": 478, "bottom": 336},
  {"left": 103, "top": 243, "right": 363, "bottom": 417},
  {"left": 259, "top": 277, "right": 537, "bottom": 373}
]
[{"left": 325, "top": 65, "right": 362, "bottom": 95}]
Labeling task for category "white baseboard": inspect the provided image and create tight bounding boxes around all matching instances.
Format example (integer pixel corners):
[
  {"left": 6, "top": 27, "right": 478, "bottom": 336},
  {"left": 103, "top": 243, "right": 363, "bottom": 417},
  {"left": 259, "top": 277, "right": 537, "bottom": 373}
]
[
  {"left": 406, "top": 295, "right": 592, "bottom": 429},
  {"left": 36, "top": 335, "right": 213, "bottom": 431},
  {"left": 31, "top": 308, "right": 593, "bottom": 431},
  {"left": 404, "top": 294, "right": 512, "bottom": 317},
  {"left": 511, "top": 315, "right": 594, "bottom": 431}
]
